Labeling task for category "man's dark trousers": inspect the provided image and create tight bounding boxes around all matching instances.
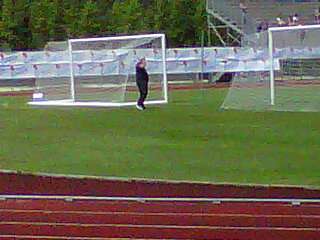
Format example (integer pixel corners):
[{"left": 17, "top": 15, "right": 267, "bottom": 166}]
[{"left": 137, "top": 79, "right": 148, "bottom": 107}]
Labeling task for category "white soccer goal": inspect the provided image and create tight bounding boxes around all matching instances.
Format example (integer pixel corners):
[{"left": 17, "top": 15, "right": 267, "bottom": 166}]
[
  {"left": 222, "top": 25, "right": 320, "bottom": 112},
  {"left": 29, "top": 34, "right": 168, "bottom": 107}
]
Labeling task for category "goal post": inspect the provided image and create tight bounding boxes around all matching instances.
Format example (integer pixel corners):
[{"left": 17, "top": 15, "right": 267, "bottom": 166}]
[
  {"left": 268, "top": 28, "right": 275, "bottom": 106},
  {"left": 29, "top": 34, "right": 168, "bottom": 107},
  {"left": 68, "top": 38, "right": 76, "bottom": 102},
  {"left": 222, "top": 24, "right": 320, "bottom": 112}
]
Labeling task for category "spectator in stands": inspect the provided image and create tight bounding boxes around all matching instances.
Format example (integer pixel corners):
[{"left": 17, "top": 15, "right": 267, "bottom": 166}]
[
  {"left": 315, "top": 7, "right": 320, "bottom": 24},
  {"left": 276, "top": 17, "right": 286, "bottom": 27},
  {"left": 257, "top": 21, "right": 269, "bottom": 32},
  {"left": 262, "top": 21, "right": 269, "bottom": 31},
  {"left": 288, "top": 15, "right": 295, "bottom": 26},
  {"left": 239, "top": 0, "right": 247, "bottom": 25},
  {"left": 293, "top": 13, "right": 299, "bottom": 25},
  {"left": 257, "top": 22, "right": 263, "bottom": 32}
]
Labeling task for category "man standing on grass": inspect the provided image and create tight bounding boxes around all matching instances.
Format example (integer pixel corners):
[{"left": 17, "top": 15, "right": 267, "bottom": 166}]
[{"left": 136, "top": 58, "right": 149, "bottom": 111}]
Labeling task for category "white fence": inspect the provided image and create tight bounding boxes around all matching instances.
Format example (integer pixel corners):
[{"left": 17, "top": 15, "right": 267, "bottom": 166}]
[{"left": 0, "top": 46, "right": 319, "bottom": 80}]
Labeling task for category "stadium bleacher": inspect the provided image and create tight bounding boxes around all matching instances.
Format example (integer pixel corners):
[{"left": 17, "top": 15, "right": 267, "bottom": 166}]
[
  {"left": 245, "top": 0, "right": 319, "bottom": 24},
  {"left": 207, "top": 0, "right": 320, "bottom": 42}
]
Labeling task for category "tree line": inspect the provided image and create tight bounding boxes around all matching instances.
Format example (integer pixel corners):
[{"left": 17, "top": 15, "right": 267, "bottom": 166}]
[{"left": 0, "top": 0, "right": 207, "bottom": 50}]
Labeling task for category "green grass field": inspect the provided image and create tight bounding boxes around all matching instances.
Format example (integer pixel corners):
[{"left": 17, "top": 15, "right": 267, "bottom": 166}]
[{"left": 1, "top": 88, "right": 320, "bottom": 187}]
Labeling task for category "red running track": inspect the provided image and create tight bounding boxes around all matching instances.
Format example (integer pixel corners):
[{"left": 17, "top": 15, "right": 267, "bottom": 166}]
[
  {"left": 0, "top": 172, "right": 320, "bottom": 239},
  {"left": 1, "top": 171, "right": 320, "bottom": 198},
  {"left": 0, "top": 199, "right": 320, "bottom": 240}
]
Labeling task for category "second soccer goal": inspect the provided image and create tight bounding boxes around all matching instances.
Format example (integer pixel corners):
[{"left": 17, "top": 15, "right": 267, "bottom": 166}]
[{"left": 222, "top": 25, "right": 320, "bottom": 112}]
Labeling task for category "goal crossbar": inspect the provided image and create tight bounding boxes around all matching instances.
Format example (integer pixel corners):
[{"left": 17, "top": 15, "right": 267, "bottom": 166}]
[
  {"left": 268, "top": 24, "right": 320, "bottom": 32},
  {"left": 69, "top": 34, "right": 165, "bottom": 43}
]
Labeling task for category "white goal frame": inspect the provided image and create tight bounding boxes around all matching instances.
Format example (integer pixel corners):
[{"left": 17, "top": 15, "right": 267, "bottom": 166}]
[
  {"left": 29, "top": 34, "right": 168, "bottom": 108},
  {"left": 268, "top": 24, "right": 320, "bottom": 106}
]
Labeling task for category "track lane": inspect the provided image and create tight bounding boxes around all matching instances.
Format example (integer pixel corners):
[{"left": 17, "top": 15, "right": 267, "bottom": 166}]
[
  {"left": 0, "top": 222, "right": 320, "bottom": 240},
  {"left": 1, "top": 199, "right": 320, "bottom": 239},
  {"left": 1, "top": 200, "right": 320, "bottom": 215},
  {"left": 0, "top": 210, "right": 320, "bottom": 228},
  {"left": 0, "top": 236, "right": 176, "bottom": 240}
]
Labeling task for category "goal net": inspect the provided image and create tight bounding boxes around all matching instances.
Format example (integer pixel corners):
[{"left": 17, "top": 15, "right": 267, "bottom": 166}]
[
  {"left": 32, "top": 41, "right": 71, "bottom": 102},
  {"left": 29, "top": 34, "right": 168, "bottom": 107},
  {"left": 222, "top": 25, "right": 320, "bottom": 112}
]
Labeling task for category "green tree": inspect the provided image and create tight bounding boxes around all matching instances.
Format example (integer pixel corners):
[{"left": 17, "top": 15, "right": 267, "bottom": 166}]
[
  {"left": 0, "top": 0, "right": 208, "bottom": 50},
  {"left": 192, "top": 0, "right": 207, "bottom": 45},
  {"left": 149, "top": 0, "right": 170, "bottom": 32},
  {"left": 148, "top": 0, "right": 207, "bottom": 47},
  {"left": 77, "top": 1, "right": 101, "bottom": 37},
  {"left": 94, "top": 0, "right": 113, "bottom": 35},
  {"left": 63, "top": 0, "right": 82, "bottom": 38},
  {"left": 0, "top": 0, "right": 31, "bottom": 50},
  {"left": 29, "top": 0, "right": 60, "bottom": 49},
  {"left": 111, "top": 0, "right": 146, "bottom": 34}
]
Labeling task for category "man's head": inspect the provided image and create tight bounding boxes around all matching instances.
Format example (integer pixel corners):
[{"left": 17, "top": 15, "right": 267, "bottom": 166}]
[{"left": 138, "top": 58, "right": 147, "bottom": 68}]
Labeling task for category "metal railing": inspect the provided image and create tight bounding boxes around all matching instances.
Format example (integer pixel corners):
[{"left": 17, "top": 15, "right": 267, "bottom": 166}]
[{"left": 207, "top": 0, "right": 257, "bottom": 34}]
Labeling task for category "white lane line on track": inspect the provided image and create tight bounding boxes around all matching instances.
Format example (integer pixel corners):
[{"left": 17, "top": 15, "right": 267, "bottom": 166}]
[
  {"left": 1, "top": 195, "right": 320, "bottom": 204},
  {"left": 1, "top": 221, "right": 320, "bottom": 231},
  {"left": 3, "top": 202, "right": 320, "bottom": 210},
  {"left": 0, "top": 209, "right": 320, "bottom": 219}
]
